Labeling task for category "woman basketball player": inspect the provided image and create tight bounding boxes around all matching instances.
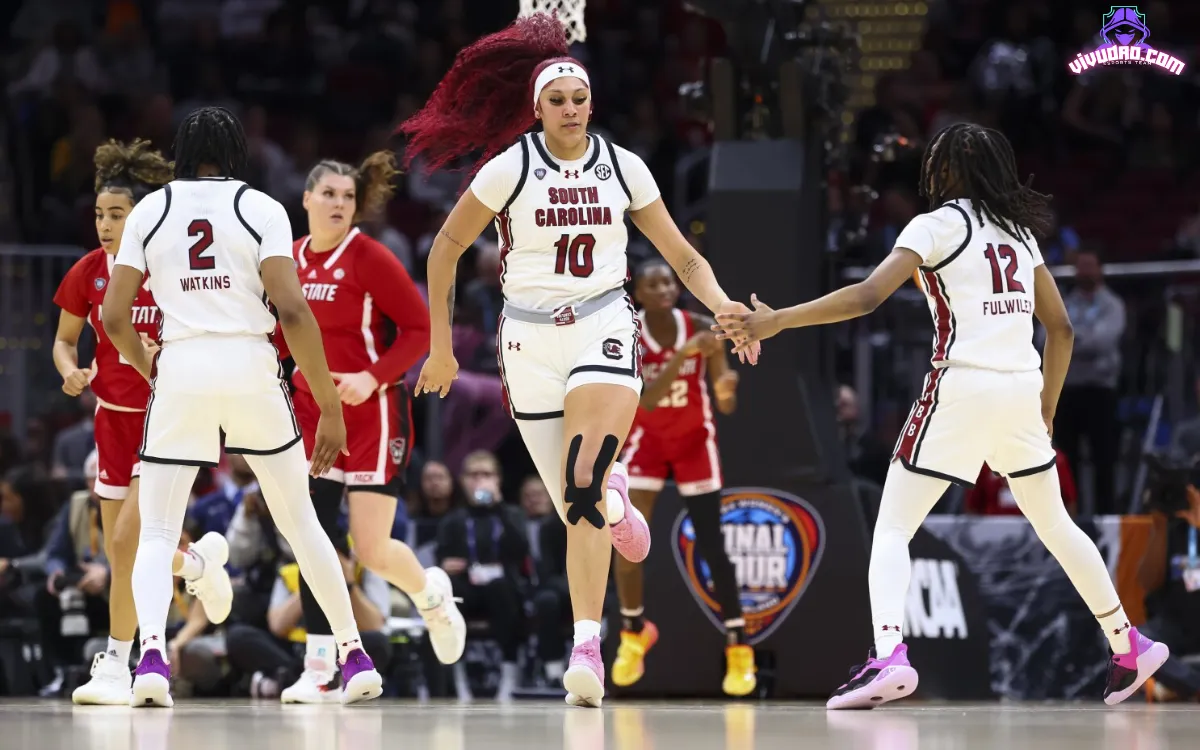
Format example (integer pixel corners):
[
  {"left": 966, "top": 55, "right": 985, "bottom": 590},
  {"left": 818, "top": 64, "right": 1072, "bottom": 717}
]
[
  {"left": 279, "top": 151, "right": 465, "bottom": 702},
  {"left": 53, "top": 140, "right": 233, "bottom": 704},
  {"left": 405, "top": 13, "right": 758, "bottom": 708},
  {"left": 715, "top": 122, "right": 1167, "bottom": 708},
  {"left": 613, "top": 260, "right": 755, "bottom": 696}
]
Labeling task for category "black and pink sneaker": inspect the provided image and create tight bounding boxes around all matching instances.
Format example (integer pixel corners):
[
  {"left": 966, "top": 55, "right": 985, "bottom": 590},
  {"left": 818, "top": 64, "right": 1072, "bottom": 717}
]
[
  {"left": 1103, "top": 627, "right": 1169, "bottom": 705},
  {"left": 826, "top": 644, "right": 919, "bottom": 710},
  {"left": 339, "top": 648, "right": 383, "bottom": 705},
  {"left": 130, "top": 649, "right": 173, "bottom": 708}
]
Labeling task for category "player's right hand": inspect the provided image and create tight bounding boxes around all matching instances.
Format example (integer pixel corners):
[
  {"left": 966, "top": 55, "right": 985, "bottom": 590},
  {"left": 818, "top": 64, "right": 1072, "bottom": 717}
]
[
  {"left": 416, "top": 350, "right": 459, "bottom": 398},
  {"left": 311, "top": 411, "right": 349, "bottom": 478},
  {"left": 61, "top": 368, "right": 91, "bottom": 397}
]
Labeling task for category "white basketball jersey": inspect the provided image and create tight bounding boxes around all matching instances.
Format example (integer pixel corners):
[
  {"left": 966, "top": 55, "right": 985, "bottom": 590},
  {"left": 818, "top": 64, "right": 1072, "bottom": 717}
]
[
  {"left": 470, "top": 132, "right": 661, "bottom": 310},
  {"left": 115, "top": 178, "right": 294, "bottom": 342},
  {"left": 895, "top": 198, "right": 1044, "bottom": 372}
]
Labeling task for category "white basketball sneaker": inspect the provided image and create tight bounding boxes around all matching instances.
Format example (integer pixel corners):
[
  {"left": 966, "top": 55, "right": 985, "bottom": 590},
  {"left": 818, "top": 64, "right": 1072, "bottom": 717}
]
[
  {"left": 419, "top": 567, "right": 466, "bottom": 664},
  {"left": 280, "top": 654, "right": 341, "bottom": 704},
  {"left": 185, "top": 532, "right": 233, "bottom": 624},
  {"left": 72, "top": 651, "right": 132, "bottom": 705}
]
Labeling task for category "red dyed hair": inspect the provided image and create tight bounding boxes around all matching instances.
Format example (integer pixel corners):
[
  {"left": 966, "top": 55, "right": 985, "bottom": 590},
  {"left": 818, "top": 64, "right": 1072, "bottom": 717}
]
[{"left": 398, "top": 13, "right": 584, "bottom": 177}]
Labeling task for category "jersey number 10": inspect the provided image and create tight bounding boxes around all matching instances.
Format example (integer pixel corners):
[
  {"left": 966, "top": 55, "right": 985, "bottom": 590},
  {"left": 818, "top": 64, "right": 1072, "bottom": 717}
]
[
  {"left": 983, "top": 243, "right": 1025, "bottom": 294},
  {"left": 553, "top": 233, "right": 595, "bottom": 278}
]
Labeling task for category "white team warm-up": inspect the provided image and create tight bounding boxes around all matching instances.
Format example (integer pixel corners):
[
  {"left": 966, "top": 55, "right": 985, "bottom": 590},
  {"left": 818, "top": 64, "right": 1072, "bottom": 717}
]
[
  {"left": 714, "top": 122, "right": 1167, "bottom": 709},
  {"left": 100, "top": 106, "right": 382, "bottom": 707},
  {"left": 405, "top": 13, "right": 758, "bottom": 709}
]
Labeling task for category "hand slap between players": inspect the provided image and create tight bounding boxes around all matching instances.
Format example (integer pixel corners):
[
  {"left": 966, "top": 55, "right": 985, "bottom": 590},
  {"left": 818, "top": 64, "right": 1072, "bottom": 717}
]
[
  {"left": 714, "top": 299, "right": 762, "bottom": 364},
  {"left": 415, "top": 350, "right": 459, "bottom": 398},
  {"left": 714, "top": 296, "right": 775, "bottom": 358}
]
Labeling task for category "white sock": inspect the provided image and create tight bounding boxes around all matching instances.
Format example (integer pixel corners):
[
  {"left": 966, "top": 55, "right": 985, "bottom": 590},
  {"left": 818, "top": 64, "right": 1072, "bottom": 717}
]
[
  {"left": 173, "top": 548, "right": 204, "bottom": 580},
  {"left": 869, "top": 462, "right": 951, "bottom": 659},
  {"left": 605, "top": 488, "right": 626, "bottom": 524},
  {"left": 306, "top": 635, "right": 336, "bottom": 670},
  {"left": 107, "top": 637, "right": 133, "bottom": 667},
  {"left": 133, "top": 463, "right": 198, "bottom": 663},
  {"left": 1097, "top": 607, "right": 1132, "bottom": 654},
  {"left": 333, "top": 628, "right": 364, "bottom": 662},
  {"left": 1005, "top": 468, "right": 1130, "bottom": 654},
  {"left": 573, "top": 619, "right": 601, "bottom": 647}
]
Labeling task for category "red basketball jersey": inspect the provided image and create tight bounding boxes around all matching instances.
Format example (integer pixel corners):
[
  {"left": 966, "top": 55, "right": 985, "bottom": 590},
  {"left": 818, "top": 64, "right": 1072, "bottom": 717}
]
[
  {"left": 632, "top": 308, "right": 713, "bottom": 440},
  {"left": 53, "top": 248, "right": 159, "bottom": 410}
]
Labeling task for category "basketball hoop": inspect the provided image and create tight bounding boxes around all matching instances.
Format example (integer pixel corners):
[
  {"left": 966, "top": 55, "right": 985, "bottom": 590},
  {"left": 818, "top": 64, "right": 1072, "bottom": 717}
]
[{"left": 519, "top": 0, "right": 587, "bottom": 44}]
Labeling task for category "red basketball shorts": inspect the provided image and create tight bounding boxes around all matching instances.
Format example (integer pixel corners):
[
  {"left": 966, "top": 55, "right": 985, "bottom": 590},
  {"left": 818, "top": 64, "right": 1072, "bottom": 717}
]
[
  {"left": 621, "top": 423, "right": 723, "bottom": 497},
  {"left": 293, "top": 384, "right": 413, "bottom": 491},
  {"left": 93, "top": 405, "right": 146, "bottom": 500}
]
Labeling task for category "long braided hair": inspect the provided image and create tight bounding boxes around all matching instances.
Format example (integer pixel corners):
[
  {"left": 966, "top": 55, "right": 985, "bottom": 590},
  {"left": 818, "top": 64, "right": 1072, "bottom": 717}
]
[
  {"left": 173, "top": 106, "right": 250, "bottom": 180},
  {"left": 919, "top": 123, "right": 1053, "bottom": 240}
]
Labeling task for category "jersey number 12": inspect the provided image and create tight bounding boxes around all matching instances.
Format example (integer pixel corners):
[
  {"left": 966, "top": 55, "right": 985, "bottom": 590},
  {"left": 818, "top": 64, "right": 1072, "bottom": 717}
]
[
  {"left": 188, "top": 219, "right": 216, "bottom": 271},
  {"left": 554, "top": 234, "right": 595, "bottom": 278},
  {"left": 983, "top": 243, "right": 1025, "bottom": 294}
]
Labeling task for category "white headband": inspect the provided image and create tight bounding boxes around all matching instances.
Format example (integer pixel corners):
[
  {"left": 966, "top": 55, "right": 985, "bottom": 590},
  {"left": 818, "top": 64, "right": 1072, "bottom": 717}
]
[{"left": 533, "top": 62, "right": 590, "bottom": 110}]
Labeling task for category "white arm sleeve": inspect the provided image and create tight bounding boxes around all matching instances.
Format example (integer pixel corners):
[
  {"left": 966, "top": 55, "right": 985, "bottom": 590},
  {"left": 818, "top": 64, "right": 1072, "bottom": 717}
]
[
  {"left": 894, "top": 206, "right": 970, "bottom": 267},
  {"left": 613, "top": 145, "right": 661, "bottom": 211},
  {"left": 252, "top": 192, "right": 295, "bottom": 264},
  {"left": 469, "top": 147, "right": 520, "bottom": 214},
  {"left": 114, "top": 192, "right": 158, "bottom": 274}
]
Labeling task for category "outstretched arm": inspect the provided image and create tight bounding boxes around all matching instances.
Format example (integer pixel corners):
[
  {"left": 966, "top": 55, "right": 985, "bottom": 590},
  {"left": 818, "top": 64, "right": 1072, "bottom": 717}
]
[{"left": 714, "top": 247, "right": 923, "bottom": 349}]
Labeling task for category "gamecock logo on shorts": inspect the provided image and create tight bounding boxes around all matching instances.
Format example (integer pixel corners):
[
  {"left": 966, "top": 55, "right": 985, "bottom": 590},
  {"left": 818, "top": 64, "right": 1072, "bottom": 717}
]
[
  {"left": 602, "top": 338, "right": 623, "bottom": 360},
  {"left": 672, "top": 487, "right": 826, "bottom": 645},
  {"left": 389, "top": 437, "right": 407, "bottom": 466}
]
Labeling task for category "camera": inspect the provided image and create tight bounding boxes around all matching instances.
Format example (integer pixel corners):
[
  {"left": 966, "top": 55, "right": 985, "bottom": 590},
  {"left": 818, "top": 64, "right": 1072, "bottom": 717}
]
[
  {"left": 1141, "top": 450, "right": 1198, "bottom": 515},
  {"left": 473, "top": 489, "right": 498, "bottom": 507}
]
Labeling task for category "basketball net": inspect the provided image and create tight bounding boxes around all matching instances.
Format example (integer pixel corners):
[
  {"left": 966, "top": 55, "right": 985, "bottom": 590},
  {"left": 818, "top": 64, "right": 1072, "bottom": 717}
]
[{"left": 518, "top": 0, "right": 587, "bottom": 44}]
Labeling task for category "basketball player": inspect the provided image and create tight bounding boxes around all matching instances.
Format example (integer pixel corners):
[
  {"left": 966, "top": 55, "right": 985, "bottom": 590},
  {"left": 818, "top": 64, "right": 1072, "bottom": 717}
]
[
  {"left": 101, "top": 107, "right": 382, "bottom": 707},
  {"left": 53, "top": 140, "right": 233, "bottom": 705},
  {"left": 402, "top": 13, "right": 759, "bottom": 708},
  {"left": 279, "top": 152, "right": 465, "bottom": 703},
  {"left": 714, "top": 123, "right": 1168, "bottom": 708},
  {"left": 613, "top": 260, "right": 755, "bottom": 696}
]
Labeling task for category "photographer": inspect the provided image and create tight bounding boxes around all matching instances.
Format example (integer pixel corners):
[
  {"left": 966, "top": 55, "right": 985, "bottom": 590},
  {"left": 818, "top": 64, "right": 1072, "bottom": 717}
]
[
  {"left": 1136, "top": 453, "right": 1200, "bottom": 699},
  {"left": 436, "top": 451, "right": 529, "bottom": 700}
]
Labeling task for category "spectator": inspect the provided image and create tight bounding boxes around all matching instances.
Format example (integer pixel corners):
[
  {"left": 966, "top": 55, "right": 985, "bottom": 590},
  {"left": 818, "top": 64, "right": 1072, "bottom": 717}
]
[
  {"left": 1039, "top": 208, "right": 1081, "bottom": 266},
  {"left": 1058, "top": 249, "right": 1126, "bottom": 515},
  {"left": 964, "top": 447, "right": 1077, "bottom": 516},
  {"left": 35, "top": 452, "right": 109, "bottom": 694},
  {"left": 1176, "top": 202, "right": 1200, "bottom": 256},
  {"left": 360, "top": 202, "right": 414, "bottom": 273},
  {"left": 1, "top": 465, "right": 58, "bottom": 560},
  {"left": 50, "top": 390, "right": 96, "bottom": 487},
  {"left": 1136, "top": 484, "right": 1200, "bottom": 700},
  {"left": 530, "top": 502, "right": 568, "bottom": 684},
  {"left": 224, "top": 484, "right": 293, "bottom": 630},
  {"left": 462, "top": 240, "right": 503, "bottom": 335},
  {"left": 836, "top": 385, "right": 889, "bottom": 486},
  {"left": 186, "top": 454, "right": 256, "bottom": 541},
  {"left": 408, "top": 460, "right": 464, "bottom": 567},
  {"left": 520, "top": 475, "right": 554, "bottom": 563},
  {"left": 436, "top": 451, "right": 528, "bottom": 700},
  {"left": 439, "top": 320, "right": 510, "bottom": 474},
  {"left": 224, "top": 548, "right": 391, "bottom": 699},
  {"left": 7, "top": 20, "right": 105, "bottom": 98}
]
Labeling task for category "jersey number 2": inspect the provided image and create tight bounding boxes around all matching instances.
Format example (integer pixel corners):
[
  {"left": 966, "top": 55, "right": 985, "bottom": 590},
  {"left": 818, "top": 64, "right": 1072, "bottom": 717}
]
[
  {"left": 983, "top": 243, "right": 1025, "bottom": 294},
  {"left": 553, "top": 234, "right": 595, "bottom": 278},
  {"left": 188, "top": 219, "right": 215, "bottom": 270}
]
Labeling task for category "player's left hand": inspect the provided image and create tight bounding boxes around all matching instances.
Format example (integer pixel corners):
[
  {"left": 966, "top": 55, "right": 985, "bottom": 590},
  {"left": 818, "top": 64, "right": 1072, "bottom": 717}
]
[
  {"left": 335, "top": 371, "right": 380, "bottom": 406},
  {"left": 715, "top": 294, "right": 779, "bottom": 355},
  {"left": 714, "top": 299, "right": 761, "bottom": 365},
  {"left": 714, "top": 370, "right": 739, "bottom": 402}
]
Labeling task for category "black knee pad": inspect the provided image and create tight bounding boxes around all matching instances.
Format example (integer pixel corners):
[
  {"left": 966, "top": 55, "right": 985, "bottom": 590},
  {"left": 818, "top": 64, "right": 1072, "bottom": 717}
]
[
  {"left": 564, "top": 434, "right": 618, "bottom": 529},
  {"left": 308, "top": 477, "right": 346, "bottom": 539}
]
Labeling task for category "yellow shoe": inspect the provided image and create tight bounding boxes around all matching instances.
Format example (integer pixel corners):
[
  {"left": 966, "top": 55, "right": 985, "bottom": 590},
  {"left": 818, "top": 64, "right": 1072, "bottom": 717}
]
[
  {"left": 722, "top": 644, "right": 757, "bottom": 697},
  {"left": 611, "top": 621, "right": 658, "bottom": 687}
]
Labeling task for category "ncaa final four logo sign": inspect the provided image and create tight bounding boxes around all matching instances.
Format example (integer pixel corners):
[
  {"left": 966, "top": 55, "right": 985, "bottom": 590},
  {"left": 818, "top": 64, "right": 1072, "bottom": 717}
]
[{"left": 672, "top": 488, "right": 825, "bottom": 645}]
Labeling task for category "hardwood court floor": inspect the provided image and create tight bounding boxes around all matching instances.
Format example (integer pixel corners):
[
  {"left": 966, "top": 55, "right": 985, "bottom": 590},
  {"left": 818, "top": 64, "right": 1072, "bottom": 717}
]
[{"left": 0, "top": 698, "right": 1197, "bottom": 750}]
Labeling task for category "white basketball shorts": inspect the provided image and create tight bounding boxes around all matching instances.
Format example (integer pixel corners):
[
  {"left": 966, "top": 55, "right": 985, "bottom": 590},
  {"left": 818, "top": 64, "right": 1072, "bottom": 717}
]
[
  {"left": 892, "top": 367, "right": 1057, "bottom": 485},
  {"left": 497, "top": 294, "right": 642, "bottom": 420},
  {"left": 139, "top": 335, "right": 301, "bottom": 467}
]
